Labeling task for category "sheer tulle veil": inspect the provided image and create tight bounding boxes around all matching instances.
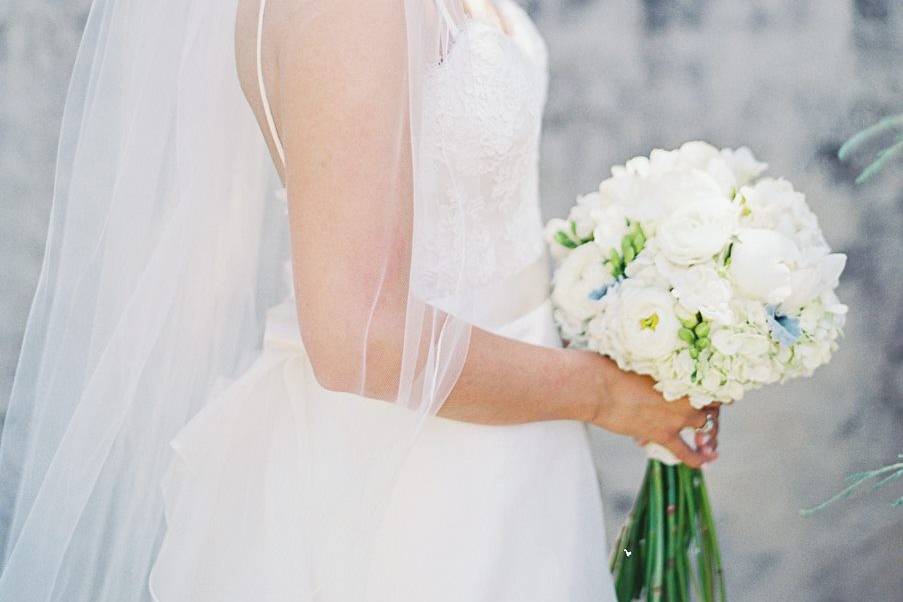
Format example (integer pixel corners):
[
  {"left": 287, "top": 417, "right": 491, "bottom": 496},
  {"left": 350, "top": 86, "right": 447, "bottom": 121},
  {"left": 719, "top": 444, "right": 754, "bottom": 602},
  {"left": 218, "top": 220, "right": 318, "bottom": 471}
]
[{"left": 0, "top": 1, "right": 476, "bottom": 599}]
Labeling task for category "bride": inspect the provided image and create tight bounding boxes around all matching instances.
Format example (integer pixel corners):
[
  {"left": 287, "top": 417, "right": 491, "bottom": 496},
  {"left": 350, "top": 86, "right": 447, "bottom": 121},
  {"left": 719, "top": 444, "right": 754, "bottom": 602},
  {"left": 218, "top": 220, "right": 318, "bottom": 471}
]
[{"left": 0, "top": 1, "right": 719, "bottom": 600}]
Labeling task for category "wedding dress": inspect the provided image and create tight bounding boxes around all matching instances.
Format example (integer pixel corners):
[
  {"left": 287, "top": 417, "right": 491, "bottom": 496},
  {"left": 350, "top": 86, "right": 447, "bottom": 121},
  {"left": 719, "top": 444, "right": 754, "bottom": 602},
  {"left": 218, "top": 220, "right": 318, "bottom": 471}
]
[
  {"left": 149, "top": 1, "right": 614, "bottom": 600},
  {"left": 0, "top": 1, "right": 616, "bottom": 600}
]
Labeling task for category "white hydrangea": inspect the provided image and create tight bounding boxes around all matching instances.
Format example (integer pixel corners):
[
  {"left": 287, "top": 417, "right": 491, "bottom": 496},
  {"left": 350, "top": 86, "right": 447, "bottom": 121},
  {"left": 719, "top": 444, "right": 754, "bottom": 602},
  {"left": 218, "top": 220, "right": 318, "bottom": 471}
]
[{"left": 546, "top": 142, "right": 847, "bottom": 433}]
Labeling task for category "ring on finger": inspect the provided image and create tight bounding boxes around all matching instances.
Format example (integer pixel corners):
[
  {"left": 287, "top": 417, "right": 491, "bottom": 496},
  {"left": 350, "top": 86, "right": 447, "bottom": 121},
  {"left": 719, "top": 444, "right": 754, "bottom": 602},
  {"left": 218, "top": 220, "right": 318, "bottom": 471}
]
[{"left": 696, "top": 412, "right": 716, "bottom": 435}]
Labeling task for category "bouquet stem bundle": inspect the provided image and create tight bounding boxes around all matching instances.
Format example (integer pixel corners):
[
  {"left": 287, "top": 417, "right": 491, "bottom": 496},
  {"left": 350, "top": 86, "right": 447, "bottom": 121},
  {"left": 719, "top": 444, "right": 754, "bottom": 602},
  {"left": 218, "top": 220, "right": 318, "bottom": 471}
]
[{"left": 610, "top": 461, "right": 726, "bottom": 602}]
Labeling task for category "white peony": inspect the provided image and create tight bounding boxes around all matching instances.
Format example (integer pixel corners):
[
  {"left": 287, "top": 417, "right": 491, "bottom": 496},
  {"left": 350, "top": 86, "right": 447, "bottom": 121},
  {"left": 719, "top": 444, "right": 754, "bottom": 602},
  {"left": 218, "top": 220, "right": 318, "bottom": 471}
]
[
  {"left": 729, "top": 228, "right": 801, "bottom": 304},
  {"left": 782, "top": 252, "right": 847, "bottom": 313},
  {"left": 657, "top": 196, "right": 739, "bottom": 265},
  {"left": 614, "top": 281, "right": 682, "bottom": 360}
]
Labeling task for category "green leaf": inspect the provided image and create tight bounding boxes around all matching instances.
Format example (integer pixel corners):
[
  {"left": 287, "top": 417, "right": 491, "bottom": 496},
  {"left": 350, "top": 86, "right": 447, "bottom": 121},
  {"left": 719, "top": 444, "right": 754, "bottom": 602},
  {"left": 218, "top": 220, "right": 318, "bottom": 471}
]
[
  {"left": 554, "top": 230, "right": 578, "bottom": 249},
  {"left": 680, "top": 314, "right": 699, "bottom": 329},
  {"left": 838, "top": 113, "right": 903, "bottom": 161},
  {"left": 855, "top": 139, "right": 903, "bottom": 184},
  {"left": 678, "top": 328, "right": 696, "bottom": 344},
  {"left": 622, "top": 237, "right": 636, "bottom": 262}
]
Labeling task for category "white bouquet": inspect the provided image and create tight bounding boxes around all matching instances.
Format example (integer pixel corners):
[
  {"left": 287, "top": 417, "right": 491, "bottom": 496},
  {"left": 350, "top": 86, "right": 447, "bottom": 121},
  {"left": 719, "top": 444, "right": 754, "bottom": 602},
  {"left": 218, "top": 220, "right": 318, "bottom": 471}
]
[
  {"left": 547, "top": 140, "right": 847, "bottom": 411},
  {"left": 547, "top": 141, "right": 848, "bottom": 601}
]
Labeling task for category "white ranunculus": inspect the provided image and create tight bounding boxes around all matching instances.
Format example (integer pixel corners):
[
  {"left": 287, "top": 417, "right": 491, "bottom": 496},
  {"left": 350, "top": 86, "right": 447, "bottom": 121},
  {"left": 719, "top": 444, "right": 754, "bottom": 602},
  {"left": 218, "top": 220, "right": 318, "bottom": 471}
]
[
  {"left": 657, "top": 196, "right": 739, "bottom": 265},
  {"left": 615, "top": 282, "right": 682, "bottom": 360},
  {"left": 551, "top": 243, "right": 610, "bottom": 323},
  {"left": 729, "top": 228, "right": 801, "bottom": 304},
  {"left": 670, "top": 264, "right": 734, "bottom": 324},
  {"left": 591, "top": 204, "right": 629, "bottom": 254}
]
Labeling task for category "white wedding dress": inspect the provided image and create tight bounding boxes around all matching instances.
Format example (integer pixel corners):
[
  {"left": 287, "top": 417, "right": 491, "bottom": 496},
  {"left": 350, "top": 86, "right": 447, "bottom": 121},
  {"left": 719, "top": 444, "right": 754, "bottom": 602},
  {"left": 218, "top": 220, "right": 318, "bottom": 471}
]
[{"left": 150, "top": 2, "right": 615, "bottom": 600}]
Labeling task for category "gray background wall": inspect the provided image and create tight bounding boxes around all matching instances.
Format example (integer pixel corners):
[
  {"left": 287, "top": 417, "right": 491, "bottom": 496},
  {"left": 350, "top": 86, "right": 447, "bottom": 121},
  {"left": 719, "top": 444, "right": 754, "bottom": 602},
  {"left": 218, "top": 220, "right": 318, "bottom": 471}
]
[{"left": 1, "top": 1, "right": 901, "bottom": 600}]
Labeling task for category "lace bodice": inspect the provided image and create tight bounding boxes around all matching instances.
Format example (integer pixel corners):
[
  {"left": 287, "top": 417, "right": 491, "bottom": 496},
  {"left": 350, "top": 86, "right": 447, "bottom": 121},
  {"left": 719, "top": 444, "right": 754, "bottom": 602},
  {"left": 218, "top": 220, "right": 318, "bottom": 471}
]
[
  {"left": 413, "top": 0, "right": 549, "bottom": 300},
  {"left": 255, "top": 0, "right": 549, "bottom": 303}
]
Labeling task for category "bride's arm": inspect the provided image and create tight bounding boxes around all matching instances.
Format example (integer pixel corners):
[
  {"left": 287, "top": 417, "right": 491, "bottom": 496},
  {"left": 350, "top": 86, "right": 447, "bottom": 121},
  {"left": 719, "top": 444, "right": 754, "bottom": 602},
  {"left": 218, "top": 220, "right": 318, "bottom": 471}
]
[{"left": 274, "top": 0, "right": 715, "bottom": 467}]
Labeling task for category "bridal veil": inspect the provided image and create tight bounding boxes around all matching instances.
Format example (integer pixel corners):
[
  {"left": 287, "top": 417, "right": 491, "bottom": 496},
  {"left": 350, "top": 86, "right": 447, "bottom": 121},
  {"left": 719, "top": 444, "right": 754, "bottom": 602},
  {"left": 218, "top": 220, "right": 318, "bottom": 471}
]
[{"left": 0, "top": 1, "right": 480, "bottom": 599}]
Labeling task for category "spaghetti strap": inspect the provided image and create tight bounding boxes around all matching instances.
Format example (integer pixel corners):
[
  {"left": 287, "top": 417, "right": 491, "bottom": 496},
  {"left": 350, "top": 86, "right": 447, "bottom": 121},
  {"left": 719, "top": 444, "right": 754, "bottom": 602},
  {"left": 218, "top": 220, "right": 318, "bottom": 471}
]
[
  {"left": 435, "top": 0, "right": 459, "bottom": 35},
  {"left": 257, "top": 0, "right": 286, "bottom": 166}
]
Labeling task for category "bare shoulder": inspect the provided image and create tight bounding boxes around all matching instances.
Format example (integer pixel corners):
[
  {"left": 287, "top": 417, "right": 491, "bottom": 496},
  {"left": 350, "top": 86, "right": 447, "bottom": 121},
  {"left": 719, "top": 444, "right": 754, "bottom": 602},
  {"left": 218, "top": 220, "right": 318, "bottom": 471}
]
[{"left": 234, "top": 0, "right": 410, "bottom": 96}]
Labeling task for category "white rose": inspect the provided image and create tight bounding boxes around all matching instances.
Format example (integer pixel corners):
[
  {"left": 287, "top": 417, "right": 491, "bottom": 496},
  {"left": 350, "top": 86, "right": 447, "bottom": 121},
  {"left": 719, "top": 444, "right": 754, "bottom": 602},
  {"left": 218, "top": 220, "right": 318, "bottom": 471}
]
[
  {"left": 615, "top": 282, "right": 682, "bottom": 360},
  {"left": 670, "top": 264, "right": 734, "bottom": 324},
  {"left": 551, "top": 243, "right": 611, "bottom": 323},
  {"left": 657, "top": 196, "right": 739, "bottom": 265},
  {"left": 590, "top": 205, "right": 629, "bottom": 253},
  {"left": 729, "top": 228, "right": 801, "bottom": 304}
]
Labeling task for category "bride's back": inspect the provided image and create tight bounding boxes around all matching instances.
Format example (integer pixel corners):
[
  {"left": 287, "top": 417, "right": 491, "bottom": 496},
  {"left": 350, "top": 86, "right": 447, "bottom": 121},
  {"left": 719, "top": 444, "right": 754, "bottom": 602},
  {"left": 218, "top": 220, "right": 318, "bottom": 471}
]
[{"left": 235, "top": 0, "right": 287, "bottom": 177}]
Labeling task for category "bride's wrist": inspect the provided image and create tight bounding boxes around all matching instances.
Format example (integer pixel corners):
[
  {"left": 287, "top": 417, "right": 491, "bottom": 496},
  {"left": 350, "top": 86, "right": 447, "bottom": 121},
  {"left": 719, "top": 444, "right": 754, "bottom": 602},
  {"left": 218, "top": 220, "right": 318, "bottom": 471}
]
[{"left": 557, "top": 349, "right": 612, "bottom": 424}]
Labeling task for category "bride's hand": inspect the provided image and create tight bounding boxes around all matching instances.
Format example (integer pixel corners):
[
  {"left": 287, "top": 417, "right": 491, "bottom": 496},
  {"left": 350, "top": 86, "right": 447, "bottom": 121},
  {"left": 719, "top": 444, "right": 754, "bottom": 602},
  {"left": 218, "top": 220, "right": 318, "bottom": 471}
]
[{"left": 587, "top": 356, "right": 720, "bottom": 468}]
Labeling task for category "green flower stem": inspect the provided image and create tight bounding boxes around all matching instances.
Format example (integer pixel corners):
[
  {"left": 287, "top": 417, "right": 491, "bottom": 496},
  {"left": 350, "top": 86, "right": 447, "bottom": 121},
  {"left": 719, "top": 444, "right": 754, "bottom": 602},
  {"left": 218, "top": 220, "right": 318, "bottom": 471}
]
[
  {"left": 674, "top": 468, "right": 689, "bottom": 602},
  {"left": 612, "top": 462, "right": 725, "bottom": 602},
  {"left": 648, "top": 462, "right": 665, "bottom": 601},
  {"left": 612, "top": 463, "right": 650, "bottom": 601},
  {"left": 678, "top": 465, "right": 703, "bottom": 599},
  {"left": 694, "top": 470, "right": 727, "bottom": 600},
  {"left": 664, "top": 466, "right": 679, "bottom": 601}
]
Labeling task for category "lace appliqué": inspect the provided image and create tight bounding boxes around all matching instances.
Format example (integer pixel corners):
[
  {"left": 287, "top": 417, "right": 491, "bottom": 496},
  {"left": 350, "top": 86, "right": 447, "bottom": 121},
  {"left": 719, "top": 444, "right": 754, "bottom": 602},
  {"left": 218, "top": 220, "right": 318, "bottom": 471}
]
[{"left": 413, "top": 10, "right": 550, "bottom": 300}]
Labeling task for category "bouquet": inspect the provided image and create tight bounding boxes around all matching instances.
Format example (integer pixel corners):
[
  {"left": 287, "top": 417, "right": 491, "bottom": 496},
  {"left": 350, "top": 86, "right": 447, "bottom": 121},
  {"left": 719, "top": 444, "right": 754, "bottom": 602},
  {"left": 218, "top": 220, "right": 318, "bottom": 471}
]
[{"left": 546, "top": 141, "right": 847, "bottom": 601}]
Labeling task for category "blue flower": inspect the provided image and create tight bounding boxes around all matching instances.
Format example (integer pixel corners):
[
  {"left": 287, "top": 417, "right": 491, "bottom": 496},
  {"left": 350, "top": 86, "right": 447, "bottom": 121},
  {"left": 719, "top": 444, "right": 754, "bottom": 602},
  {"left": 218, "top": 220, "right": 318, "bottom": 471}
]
[
  {"left": 765, "top": 305, "right": 801, "bottom": 347},
  {"left": 588, "top": 284, "right": 609, "bottom": 301}
]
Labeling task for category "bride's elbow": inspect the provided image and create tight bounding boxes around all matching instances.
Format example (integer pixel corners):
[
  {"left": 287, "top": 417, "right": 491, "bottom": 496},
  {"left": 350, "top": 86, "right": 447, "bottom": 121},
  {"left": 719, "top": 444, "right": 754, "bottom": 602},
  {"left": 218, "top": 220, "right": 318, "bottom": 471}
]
[
  {"left": 296, "top": 299, "right": 403, "bottom": 398},
  {"left": 303, "top": 340, "right": 360, "bottom": 394}
]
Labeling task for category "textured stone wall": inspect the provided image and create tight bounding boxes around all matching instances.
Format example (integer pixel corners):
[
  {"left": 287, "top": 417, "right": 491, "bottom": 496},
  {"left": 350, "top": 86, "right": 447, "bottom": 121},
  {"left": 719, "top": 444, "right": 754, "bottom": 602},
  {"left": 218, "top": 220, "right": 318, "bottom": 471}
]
[{"left": 1, "top": 1, "right": 901, "bottom": 600}]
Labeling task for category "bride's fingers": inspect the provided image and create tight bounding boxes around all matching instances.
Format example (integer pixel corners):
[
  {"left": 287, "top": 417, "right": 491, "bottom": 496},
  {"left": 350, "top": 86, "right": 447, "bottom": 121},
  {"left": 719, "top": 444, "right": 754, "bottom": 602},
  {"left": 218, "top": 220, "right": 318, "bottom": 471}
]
[
  {"left": 694, "top": 430, "right": 718, "bottom": 460},
  {"left": 663, "top": 436, "right": 706, "bottom": 468}
]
